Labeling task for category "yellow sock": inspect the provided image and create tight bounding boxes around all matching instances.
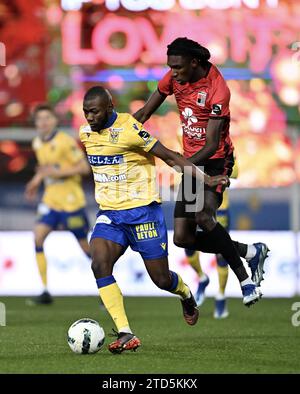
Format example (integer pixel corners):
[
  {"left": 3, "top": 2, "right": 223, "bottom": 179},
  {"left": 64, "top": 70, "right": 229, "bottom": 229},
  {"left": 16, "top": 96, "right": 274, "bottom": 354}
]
[
  {"left": 35, "top": 247, "right": 47, "bottom": 287},
  {"left": 186, "top": 250, "right": 203, "bottom": 278},
  {"left": 169, "top": 271, "right": 191, "bottom": 300},
  {"left": 217, "top": 263, "right": 229, "bottom": 295},
  {"left": 97, "top": 276, "right": 131, "bottom": 333}
]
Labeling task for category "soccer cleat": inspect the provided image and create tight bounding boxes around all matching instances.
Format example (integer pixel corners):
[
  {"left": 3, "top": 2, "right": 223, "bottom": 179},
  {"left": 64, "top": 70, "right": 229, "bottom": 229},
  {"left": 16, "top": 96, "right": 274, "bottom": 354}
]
[
  {"left": 195, "top": 275, "right": 210, "bottom": 306},
  {"left": 108, "top": 330, "right": 141, "bottom": 354},
  {"left": 214, "top": 296, "right": 229, "bottom": 319},
  {"left": 242, "top": 284, "right": 262, "bottom": 307},
  {"left": 181, "top": 292, "right": 199, "bottom": 325},
  {"left": 28, "top": 290, "right": 53, "bottom": 305},
  {"left": 247, "top": 242, "right": 270, "bottom": 286}
]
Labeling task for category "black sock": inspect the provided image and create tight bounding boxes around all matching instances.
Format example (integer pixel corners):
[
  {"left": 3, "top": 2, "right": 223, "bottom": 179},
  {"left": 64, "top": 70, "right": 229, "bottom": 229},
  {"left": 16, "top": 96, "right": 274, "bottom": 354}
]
[
  {"left": 195, "top": 232, "right": 248, "bottom": 259},
  {"left": 232, "top": 241, "right": 248, "bottom": 258},
  {"left": 194, "top": 223, "right": 248, "bottom": 282}
]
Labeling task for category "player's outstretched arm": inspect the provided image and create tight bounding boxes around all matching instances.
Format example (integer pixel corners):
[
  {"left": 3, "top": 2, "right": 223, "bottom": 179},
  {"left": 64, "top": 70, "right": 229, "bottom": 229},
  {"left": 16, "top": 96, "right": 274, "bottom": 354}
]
[
  {"left": 25, "top": 173, "right": 43, "bottom": 202},
  {"left": 133, "top": 90, "right": 167, "bottom": 124},
  {"left": 149, "top": 141, "right": 228, "bottom": 188},
  {"left": 37, "top": 159, "right": 90, "bottom": 179}
]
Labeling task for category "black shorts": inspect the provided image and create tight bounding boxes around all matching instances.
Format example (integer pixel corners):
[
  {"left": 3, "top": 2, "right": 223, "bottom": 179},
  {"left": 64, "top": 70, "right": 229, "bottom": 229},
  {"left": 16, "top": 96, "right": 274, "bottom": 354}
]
[{"left": 174, "top": 153, "right": 234, "bottom": 219}]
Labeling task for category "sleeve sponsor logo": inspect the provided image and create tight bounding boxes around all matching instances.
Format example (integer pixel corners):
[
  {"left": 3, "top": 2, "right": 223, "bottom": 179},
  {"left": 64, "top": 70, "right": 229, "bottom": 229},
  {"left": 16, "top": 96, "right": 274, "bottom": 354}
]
[
  {"left": 138, "top": 130, "right": 154, "bottom": 146},
  {"left": 211, "top": 104, "right": 222, "bottom": 115},
  {"left": 87, "top": 154, "right": 124, "bottom": 166},
  {"left": 138, "top": 130, "right": 151, "bottom": 140}
]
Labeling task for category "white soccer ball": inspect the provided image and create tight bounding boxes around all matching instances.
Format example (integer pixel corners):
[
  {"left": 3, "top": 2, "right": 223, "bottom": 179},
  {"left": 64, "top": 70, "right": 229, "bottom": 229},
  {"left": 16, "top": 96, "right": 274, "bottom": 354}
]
[{"left": 67, "top": 318, "right": 105, "bottom": 354}]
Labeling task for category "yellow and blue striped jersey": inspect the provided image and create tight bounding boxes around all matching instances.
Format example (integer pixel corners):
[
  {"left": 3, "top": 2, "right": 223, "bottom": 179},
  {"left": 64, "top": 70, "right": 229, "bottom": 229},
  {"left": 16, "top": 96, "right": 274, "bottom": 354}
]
[
  {"left": 32, "top": 131, "right": 86, "bottom": 212},
  {"left": 79, "top": 112, "right": 160, "bottom": 211}
]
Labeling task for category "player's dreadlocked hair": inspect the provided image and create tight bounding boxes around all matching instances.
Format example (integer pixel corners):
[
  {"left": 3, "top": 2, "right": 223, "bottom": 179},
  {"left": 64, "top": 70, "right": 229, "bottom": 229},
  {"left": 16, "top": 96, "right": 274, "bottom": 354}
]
[{"left": 167, "top": 37, "right": 211, "bottom": 65}]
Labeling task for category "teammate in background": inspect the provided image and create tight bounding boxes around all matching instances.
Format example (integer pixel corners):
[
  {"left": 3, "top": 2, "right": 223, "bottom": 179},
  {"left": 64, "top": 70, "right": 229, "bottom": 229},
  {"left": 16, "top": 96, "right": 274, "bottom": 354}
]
[
  {"left": 80, "top": 86, "right": 228, "bottom": 353},
  {"left": 25, "top": 104, "right": 91, "bottom": 304},
  {"left": 133, "top": 37, "right": 269, "bottom": 306},
  {"left": 186, "top": 161, "right": 238, "bottom": 319}
]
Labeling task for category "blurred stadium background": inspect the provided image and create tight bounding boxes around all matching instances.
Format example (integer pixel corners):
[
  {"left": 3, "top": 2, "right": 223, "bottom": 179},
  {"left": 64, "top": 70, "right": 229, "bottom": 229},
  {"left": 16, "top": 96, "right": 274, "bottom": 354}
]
[{"left": 0, "top": 0, "right": 300, "bottom": 299}]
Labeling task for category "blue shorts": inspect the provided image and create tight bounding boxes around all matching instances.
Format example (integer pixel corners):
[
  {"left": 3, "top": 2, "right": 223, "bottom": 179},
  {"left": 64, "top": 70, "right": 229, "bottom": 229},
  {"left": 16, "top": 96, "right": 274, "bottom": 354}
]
[
  {"left": 37, "top": 204, "right": 90, "bottom": 240},
  {"left": 90, "top": 202, "right": 168, "bottom": 260}
]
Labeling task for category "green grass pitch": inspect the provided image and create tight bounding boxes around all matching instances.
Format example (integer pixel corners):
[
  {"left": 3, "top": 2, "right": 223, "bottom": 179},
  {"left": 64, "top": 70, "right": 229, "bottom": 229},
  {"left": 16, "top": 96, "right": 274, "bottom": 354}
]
[{"left": 0, "top": 296, "right": 299, "bottom": 374}]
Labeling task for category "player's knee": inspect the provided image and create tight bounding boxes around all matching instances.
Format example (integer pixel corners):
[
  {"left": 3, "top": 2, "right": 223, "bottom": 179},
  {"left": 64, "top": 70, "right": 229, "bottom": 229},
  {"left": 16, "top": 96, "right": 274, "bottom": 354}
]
[
  {"left": 173, "top": 233, "right": 193, "bottom": 249},
  {"left": 91, "top": 257, "right": 106, "bottom": 277},
  {"left": 91, "top": 255, "right": 112, "bottom": 278},
  {"left": 34, "top": 235, "right": 45, "bottom": 249},
  {"left": 195, "top": 211, "right": 214, "bottom": 231}
]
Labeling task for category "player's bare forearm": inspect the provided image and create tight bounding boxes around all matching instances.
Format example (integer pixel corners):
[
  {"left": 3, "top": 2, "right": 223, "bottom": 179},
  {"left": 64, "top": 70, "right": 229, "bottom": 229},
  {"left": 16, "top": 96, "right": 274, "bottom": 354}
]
[
  {"left": 189, "top": 118, "right": 223, "bottom": 164},
  {"left": 58, "top": 160, "right": 91, "bottom": 177},
  {"left": 133, "top": 90, "right": 166, "bottom": 124},
  {"left": 189, "top": 144, "right": 218, "bottom": 164},
  {"left": 37, "top": 160, "right": 90, "bottom": 179},
  {"left": 150, "top": 141, "right": 228, "bottom": 187},
  {"left": 24, "top": 173, "right": 43, "bottom": 201}
]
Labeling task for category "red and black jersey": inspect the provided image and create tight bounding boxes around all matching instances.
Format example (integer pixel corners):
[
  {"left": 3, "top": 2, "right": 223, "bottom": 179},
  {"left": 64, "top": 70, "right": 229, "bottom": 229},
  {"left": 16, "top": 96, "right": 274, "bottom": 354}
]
[{"left": 158, "top": 63, "right": 234, "bottom": 160}]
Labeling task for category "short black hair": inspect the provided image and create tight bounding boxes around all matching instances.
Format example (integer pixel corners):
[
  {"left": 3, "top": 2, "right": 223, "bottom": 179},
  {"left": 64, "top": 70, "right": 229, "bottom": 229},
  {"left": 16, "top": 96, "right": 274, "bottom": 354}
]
[
  {"left": 84, "top": 86, "right": 109, "bottom": 101},
  {"left": 167, "top": 37, "right": 211, "bottom": 64},
  {"left": 33, "top": 104, "right": 56, "bottom": 120}
]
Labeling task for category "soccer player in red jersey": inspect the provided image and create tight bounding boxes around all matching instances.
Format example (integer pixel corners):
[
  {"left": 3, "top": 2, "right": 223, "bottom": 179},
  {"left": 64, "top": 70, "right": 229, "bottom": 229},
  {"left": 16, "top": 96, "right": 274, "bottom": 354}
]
[{"left": 134, "top": 37, "right": 269, "bottom": 306}]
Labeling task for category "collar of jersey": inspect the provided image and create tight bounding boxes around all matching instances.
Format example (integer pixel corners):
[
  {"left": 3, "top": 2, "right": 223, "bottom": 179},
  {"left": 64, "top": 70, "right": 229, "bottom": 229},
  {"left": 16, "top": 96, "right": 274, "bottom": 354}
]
[
  {"left": 100, "top": 111, "right": 118, "bottom": 130},
  {"left": 41, "top": 129, "right": 58, "bottom": 142}
]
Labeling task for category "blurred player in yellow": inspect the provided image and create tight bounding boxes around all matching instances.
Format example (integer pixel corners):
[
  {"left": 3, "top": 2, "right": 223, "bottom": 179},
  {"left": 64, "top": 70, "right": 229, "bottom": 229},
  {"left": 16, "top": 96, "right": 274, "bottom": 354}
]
[
  {"left": 25, "top": 104, "right": 91, "bottom": 304},
  {"left": 185, "top": 162, "right": 238, "bottom": 318}
]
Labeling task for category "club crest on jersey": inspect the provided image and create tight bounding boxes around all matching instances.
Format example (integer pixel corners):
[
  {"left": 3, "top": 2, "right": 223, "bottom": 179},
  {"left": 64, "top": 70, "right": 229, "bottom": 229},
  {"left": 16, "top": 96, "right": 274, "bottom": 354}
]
[
  {"left": 109, "top": 127, "right": 123, "bottom": 143},
  {"left": 197, "top": 91, "right": 207, "bottom": 107}
]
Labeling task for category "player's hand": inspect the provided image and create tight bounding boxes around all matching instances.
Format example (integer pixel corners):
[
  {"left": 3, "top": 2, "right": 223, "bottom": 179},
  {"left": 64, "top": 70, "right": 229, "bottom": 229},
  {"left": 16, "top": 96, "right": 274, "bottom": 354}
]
[
  {"left": 25, "top": 177, "right": 41, "bottom": 202},
  {"left": 207, "top": 175, "right": 230, "bottom": 188}
]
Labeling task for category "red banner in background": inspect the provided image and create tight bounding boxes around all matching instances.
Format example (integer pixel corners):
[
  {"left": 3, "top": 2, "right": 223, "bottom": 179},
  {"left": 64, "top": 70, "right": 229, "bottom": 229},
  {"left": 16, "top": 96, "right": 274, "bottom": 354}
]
[
  {"left": 0, "top": 0, "right": 300, "bottom": 187},
  {"left": 62, "top": 6, "right": 300, "bottom": 73}
]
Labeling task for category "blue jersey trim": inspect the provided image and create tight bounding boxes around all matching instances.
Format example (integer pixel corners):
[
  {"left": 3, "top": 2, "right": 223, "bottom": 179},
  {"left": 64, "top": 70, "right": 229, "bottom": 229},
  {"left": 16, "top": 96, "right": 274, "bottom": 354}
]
[{"left": 101, "top": 111, "right": 118, "bottom": 129}]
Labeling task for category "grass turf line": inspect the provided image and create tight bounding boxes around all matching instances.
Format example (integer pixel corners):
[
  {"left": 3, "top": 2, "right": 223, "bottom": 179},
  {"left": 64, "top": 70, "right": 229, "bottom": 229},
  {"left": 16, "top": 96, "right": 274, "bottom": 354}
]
[{"left": 0, "top": 296, "right": 299, "bottom": 374}]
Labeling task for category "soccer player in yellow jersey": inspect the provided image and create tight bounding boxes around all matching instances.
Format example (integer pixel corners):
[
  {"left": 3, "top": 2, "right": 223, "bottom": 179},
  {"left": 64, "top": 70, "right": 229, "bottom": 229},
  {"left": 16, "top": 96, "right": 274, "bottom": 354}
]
[
  {"left": 80, "top": 86, "right": 228, "bottom": 354},
  {"left": 185, "top": 161, "right": 239, "bottom": 319},
  {"left": 25, "top": 104, "right": 91, "bottom": 304}
]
